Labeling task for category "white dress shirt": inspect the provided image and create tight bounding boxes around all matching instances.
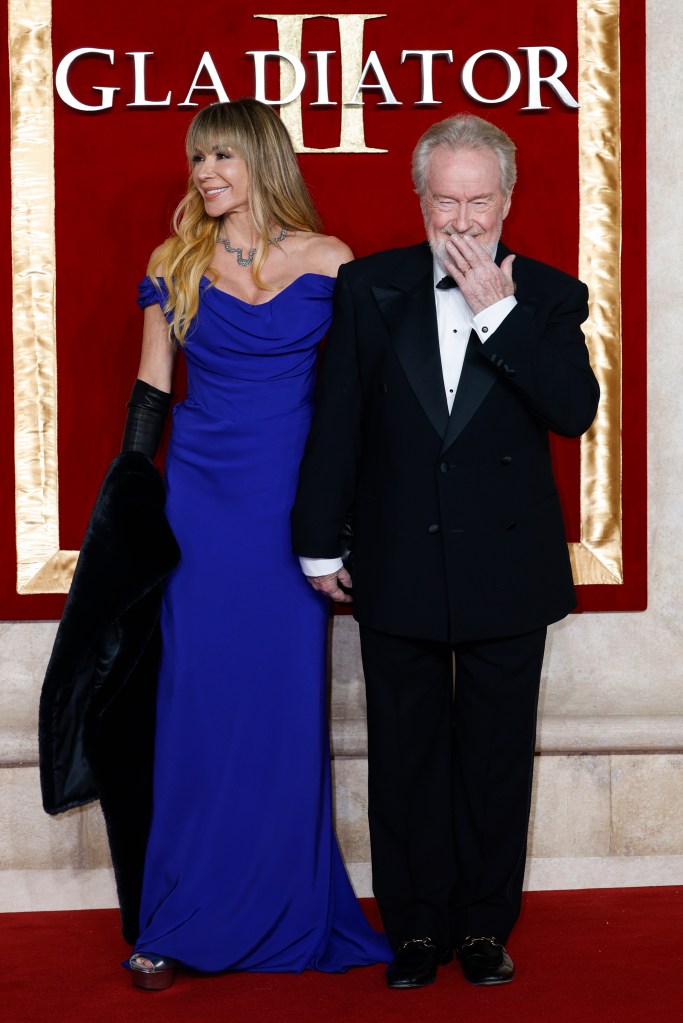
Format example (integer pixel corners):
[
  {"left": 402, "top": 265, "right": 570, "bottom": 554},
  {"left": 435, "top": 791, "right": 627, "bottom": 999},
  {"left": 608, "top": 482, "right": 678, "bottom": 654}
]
[
  {"left": 433, "top": 258, "right": 517, "bottom": 411},
  {"left": 299, "top": 257, "right": 517, "bottom": 578}
]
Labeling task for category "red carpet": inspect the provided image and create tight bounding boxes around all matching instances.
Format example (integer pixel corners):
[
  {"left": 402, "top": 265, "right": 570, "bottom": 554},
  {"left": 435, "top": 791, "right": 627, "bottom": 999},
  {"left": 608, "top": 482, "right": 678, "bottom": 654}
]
[{"left": 2, "top": 889, "right": 682, "bottom": 1023}]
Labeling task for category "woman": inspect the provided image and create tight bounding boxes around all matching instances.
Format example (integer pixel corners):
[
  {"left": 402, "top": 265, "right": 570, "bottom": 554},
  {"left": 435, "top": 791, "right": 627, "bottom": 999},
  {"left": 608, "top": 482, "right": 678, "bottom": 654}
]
[{"left": 123, "top": 99, "right": 390, "bottom": 988}]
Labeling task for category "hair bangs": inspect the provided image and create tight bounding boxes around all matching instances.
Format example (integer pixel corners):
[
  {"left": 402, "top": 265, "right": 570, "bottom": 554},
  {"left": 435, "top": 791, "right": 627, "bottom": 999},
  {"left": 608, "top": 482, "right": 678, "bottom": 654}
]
[{"left": 185, "top": 106, "right": 247, "bottom": 163}]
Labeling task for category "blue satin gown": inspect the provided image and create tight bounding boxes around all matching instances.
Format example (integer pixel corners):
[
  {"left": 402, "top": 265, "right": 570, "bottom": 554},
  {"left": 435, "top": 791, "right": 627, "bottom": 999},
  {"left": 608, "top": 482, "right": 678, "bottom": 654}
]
[{"left": 133, "top": 273, "right": 391, "bottom": 972}]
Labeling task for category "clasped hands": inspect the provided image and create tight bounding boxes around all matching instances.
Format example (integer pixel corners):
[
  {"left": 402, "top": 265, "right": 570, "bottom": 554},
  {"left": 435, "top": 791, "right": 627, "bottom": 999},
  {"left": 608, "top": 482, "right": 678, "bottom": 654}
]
[{"left": 443, "top": 234, "right": 516, "bottom": 314}]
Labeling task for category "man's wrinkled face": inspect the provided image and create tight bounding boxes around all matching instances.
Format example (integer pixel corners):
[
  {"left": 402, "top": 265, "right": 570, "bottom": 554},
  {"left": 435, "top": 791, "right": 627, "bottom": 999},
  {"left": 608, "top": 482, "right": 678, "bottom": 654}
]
[{"left": 422, "top": 146, "right": 511, "bottom": 263}]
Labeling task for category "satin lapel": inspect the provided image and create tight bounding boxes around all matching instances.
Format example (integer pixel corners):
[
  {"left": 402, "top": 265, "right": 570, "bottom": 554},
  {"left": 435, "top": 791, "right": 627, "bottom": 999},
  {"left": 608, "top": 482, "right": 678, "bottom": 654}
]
[
  {"left": 441, "top": 331, "right": 497, "bottom": 453},
  {"left": 440, "top": 242, "right": 540, "bottom": 453},
  {"left": 372, "top": 268, "right": 449, "bottom": 439}
]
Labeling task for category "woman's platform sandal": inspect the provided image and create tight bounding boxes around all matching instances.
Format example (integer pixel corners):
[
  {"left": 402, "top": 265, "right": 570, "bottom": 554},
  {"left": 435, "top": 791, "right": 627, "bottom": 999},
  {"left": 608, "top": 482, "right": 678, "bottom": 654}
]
[{"left": 129, "top": 952, "right": 179, "bottom": 991}]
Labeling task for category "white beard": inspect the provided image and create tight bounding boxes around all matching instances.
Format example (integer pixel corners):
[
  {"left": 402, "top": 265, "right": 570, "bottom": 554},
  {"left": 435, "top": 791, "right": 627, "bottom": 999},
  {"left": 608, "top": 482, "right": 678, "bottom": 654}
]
[{"left": 427, "top": 226, "right": 501, "bottom": 264}]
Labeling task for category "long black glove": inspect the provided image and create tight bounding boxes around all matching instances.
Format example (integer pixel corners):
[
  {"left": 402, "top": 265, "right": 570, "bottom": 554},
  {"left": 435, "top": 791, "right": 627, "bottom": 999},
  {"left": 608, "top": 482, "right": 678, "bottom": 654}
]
[{"left": 121, "top": 378, "right": 172, "bottom": 458}]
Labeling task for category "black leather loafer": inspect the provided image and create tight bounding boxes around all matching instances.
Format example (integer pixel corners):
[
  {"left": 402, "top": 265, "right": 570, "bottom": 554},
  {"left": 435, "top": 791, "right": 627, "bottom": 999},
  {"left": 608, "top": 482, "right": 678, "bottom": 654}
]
[
  {"left": 386, "top": 937, "right": 453, "bottom": 989},
  {"left": 456, "top": 936, "right": 514, "bottom": 985}
]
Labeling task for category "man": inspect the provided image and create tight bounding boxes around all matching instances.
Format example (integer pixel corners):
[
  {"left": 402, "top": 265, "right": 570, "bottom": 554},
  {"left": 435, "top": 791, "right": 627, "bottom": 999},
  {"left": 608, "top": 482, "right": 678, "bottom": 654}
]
[{"left": 291, "top": 114, "right": 599, "bottom": 989}]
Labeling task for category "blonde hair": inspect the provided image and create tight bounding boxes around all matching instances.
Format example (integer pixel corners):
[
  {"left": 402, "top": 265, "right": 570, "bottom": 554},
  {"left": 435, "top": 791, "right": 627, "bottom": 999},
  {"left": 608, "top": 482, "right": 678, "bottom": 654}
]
[{"left": 151, "top": 99, "right": 321, "bottom": 343}]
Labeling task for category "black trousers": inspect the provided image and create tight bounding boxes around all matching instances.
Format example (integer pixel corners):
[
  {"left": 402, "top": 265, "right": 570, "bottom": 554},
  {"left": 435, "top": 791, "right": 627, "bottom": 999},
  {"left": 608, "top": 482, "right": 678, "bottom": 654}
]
[{"left": 358, "top": 624, "right": 547, "bottom": 951}]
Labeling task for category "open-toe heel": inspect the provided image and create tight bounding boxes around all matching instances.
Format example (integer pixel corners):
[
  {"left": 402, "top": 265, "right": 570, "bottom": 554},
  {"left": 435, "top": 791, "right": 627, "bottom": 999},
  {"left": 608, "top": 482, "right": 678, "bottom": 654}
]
[{"left": 129, "top": 952, "right": 179, "bottom": 991}]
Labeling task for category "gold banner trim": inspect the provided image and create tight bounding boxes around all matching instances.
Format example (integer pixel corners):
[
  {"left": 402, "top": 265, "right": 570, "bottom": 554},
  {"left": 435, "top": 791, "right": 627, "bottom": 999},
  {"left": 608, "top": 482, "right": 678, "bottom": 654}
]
[
  {"left": 573, "top": 0, "right": 623, "bottom": 584},
  {"left": 9, "top": 0, "right": 79, "bottom": 594}
]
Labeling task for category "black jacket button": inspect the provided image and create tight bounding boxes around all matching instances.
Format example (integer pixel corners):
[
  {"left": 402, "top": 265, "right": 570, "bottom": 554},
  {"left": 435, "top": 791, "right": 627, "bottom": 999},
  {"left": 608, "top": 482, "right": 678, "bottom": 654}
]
[
  {"left": 428, "top": 524, "right": 440, "bottom": 534},
  {"left": 501, "top": 456, "right": 512, "bottom": 465},
  {"left": 439, "top": 462, "right": 449, "bottom": 473}
]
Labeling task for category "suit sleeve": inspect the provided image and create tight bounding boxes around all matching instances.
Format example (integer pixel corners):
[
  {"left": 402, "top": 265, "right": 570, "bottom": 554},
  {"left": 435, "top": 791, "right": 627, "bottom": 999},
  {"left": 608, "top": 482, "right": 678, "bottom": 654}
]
[
  {"left": 477, "top": 276, "right": 600, "bottom": 437},
  {"left": 291, "top": 266, "right": 363, "bottom": 558}
]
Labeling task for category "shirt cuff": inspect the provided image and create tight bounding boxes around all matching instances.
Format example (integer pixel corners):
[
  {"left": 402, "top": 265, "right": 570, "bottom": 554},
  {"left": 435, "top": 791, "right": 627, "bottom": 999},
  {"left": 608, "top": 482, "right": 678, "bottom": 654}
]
[
  {"left": 472, "top": 295, "right": 517, "bottom": 339},
  {"left": 299, "top": 556, "right": 344, "bottom": 576}
]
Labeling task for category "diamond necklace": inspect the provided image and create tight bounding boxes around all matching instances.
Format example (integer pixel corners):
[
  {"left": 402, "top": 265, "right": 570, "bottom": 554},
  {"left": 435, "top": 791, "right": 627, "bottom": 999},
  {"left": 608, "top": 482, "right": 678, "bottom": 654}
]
[{"left": 218, "top": 227, "right": 287, "bottom": 268}]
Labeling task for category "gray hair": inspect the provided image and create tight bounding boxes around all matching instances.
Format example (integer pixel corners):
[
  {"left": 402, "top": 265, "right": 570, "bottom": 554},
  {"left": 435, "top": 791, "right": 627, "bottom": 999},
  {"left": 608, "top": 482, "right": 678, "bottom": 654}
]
[{"left": 412, "top": 114, "right": 517, "bottom": 199}]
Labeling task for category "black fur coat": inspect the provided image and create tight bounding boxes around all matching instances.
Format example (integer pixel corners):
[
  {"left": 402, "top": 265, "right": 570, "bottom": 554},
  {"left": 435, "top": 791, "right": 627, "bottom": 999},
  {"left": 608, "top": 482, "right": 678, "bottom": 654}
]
[{"left": 39, "top": 452, "right": 180, "bottom": 943}]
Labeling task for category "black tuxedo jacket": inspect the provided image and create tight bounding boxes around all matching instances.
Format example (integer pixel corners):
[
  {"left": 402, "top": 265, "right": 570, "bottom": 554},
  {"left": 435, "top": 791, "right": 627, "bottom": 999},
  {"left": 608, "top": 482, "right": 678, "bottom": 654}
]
[{"left": 292, "top": 241, "right": 600, "bottom": 643}]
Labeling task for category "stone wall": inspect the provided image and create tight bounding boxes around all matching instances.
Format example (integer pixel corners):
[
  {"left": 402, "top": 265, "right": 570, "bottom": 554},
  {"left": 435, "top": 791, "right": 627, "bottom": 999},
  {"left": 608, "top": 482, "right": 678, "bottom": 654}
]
[{"left": 2, "top": 0, "right": 682, "bottom": 911}]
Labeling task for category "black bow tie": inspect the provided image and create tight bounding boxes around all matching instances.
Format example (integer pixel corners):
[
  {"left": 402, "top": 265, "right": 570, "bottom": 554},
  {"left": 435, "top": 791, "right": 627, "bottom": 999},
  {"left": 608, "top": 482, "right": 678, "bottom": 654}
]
[{"left": 436, "top": 275, "right": 457, "bottom": 290}]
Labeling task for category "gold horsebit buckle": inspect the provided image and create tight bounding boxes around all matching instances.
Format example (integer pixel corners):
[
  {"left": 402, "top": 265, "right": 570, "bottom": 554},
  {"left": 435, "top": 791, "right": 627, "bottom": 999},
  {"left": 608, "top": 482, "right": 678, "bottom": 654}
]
[
  {"left": 397, "top": 937, "right": 437, "bottom": 952},
  {"left": 461, "top": 935, "right": 500, "bottom": 948}
]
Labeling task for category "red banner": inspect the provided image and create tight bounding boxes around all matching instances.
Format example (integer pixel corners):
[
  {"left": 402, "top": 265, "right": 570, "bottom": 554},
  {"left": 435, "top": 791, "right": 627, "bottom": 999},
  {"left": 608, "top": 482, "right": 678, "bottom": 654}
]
[{"left": 2, "top": 0, "right": 646, "bottom": 618}]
